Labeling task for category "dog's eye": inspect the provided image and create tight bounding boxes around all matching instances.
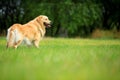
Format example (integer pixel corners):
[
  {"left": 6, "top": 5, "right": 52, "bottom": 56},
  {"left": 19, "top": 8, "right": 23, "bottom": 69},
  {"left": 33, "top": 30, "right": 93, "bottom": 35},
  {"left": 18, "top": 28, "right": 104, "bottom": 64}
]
[{"left": 45, "top": 18, "right": 48, "bottom": 20}]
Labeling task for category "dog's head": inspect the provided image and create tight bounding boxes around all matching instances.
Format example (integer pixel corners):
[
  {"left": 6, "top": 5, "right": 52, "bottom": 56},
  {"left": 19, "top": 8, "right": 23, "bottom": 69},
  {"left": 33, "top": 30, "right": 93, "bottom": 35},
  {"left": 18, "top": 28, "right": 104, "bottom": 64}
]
[{"left": 36, "top": 15, "right": 51, "bottom": 28}]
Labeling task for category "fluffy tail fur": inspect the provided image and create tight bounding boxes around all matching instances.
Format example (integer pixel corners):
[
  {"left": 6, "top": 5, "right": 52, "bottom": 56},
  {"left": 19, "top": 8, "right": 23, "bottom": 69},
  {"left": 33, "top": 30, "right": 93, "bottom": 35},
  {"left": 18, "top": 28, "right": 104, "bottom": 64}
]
[{"left": 6, "top": 28, "right": 15, "bottom": 48}]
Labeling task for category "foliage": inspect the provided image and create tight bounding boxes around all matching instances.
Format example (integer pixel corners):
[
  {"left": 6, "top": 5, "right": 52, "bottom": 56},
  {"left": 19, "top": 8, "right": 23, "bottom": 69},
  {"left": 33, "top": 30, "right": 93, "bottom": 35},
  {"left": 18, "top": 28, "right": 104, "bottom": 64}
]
[
  {"left": 21, "top": 0, "right": 103, "bottom": 37},
  {"left": 0, "top": 0, "right": 120, "bottom": 37},
  {"left": 0, "top": 0, "right": 23, "bottom": 34}
]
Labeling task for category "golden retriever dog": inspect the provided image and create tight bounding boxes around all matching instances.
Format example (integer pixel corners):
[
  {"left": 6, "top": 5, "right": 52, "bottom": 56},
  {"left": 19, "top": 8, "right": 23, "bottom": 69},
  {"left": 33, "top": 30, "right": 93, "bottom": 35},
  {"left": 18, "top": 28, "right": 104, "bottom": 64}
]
[{"left": 6, "top": 15, "right": 51, "bottom": 49}]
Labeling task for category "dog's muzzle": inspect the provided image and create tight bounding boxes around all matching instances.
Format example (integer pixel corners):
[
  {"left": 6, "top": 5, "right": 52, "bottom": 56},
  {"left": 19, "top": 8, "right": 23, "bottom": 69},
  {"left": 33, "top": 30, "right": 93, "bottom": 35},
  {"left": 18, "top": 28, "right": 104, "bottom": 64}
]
[{"left": 44, "top": 22, "right": 51, "bottom": 28}]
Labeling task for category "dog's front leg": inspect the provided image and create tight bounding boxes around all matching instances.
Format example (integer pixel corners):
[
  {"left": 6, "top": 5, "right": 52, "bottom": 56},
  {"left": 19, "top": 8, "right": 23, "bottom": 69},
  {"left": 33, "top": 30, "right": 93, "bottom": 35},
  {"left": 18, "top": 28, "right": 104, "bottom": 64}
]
[{"left": 33, "top": 39, "right": 40, "bottom": 48}]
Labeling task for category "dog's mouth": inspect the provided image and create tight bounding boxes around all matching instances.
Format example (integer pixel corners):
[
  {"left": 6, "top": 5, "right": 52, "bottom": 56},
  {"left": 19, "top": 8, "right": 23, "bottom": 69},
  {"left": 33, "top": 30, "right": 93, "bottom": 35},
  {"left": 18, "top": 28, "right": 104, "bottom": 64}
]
[{"left": 44, "top": 22, "right": 51, "bottom": 28}]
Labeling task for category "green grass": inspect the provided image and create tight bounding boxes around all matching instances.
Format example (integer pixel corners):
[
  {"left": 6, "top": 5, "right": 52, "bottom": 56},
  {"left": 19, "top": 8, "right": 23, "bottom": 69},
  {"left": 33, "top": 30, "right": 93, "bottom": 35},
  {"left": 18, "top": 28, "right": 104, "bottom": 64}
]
[{"left": 0, "top": 37, "right": 120, "bottom": 80}]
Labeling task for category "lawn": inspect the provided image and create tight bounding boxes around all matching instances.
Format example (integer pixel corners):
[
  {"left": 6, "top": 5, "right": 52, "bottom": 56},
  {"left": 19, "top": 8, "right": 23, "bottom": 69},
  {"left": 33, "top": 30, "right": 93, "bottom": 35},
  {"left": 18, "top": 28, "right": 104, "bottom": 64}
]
[{"left": 0, "top": 37, "right": 120, "bottom": 80}]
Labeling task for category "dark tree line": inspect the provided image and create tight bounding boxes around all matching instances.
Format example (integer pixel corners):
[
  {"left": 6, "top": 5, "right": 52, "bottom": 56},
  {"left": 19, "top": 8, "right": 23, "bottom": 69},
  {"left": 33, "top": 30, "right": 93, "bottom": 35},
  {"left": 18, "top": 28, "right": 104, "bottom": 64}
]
[
  {"left": 0, "top": 0, "right": 23, "bottom": 35},
  {"left": 101, "top": 0, "right": 120, "bottom": 30},
  {"left": 0, "top": 0, "right": 120, "bottom": 37}
]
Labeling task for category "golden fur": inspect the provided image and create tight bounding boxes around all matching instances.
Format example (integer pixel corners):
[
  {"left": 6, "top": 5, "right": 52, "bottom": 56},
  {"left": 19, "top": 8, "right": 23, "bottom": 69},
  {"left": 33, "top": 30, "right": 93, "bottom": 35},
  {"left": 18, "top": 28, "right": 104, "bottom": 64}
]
[{"left": 6, "top": 15, "right": 51, "bottom": 48}]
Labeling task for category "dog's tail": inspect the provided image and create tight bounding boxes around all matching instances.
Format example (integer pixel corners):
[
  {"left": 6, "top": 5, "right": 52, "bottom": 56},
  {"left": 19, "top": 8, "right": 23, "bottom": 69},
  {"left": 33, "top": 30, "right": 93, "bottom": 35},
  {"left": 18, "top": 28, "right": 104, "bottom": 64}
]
[{"left": 6, "top": 28, "right": 15, "bottom": 48}]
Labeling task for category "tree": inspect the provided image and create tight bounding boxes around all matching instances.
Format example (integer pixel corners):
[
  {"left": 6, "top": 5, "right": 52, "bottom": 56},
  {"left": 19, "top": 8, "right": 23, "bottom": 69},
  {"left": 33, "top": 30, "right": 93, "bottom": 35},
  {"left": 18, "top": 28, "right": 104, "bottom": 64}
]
[
  {"left": 0, "top": 0, "right": 120, "bottom": 37},
  {"left": 0, "top": 0, "right": 23, "bottom": 35},
  {"left": 101, "top": 0, "right": 120, "bottom": 31}
]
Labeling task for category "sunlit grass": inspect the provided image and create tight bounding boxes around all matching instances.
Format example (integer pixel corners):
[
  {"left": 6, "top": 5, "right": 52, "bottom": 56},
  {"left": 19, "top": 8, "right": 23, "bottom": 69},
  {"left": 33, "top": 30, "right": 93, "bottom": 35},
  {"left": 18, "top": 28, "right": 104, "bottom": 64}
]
[{"left": 0, "top": 37, "right": 120, "bottom": 80}]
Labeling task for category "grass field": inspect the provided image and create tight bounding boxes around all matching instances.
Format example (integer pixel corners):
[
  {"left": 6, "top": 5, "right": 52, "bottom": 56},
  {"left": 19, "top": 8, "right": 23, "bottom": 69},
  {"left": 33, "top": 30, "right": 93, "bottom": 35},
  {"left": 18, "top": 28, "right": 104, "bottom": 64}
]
[{"left": 0, "top": 37, "right": 120, "bottom": 80}]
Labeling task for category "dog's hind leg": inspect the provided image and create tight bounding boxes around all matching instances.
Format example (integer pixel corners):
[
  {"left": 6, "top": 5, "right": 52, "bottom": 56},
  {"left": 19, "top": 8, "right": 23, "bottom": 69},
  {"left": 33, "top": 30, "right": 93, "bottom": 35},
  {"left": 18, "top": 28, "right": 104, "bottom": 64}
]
[
  {"left": 13, "top": 40, "right": 22, "bottom": 49},
  {"left": 13, "top": 29, "right": 23, "bottom": 49}
]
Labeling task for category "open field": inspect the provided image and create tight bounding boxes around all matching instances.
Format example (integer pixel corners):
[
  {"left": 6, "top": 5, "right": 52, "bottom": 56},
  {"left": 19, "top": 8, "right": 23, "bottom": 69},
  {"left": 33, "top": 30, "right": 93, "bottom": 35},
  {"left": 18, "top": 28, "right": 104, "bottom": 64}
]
[{"left": 0, "top": 37, "right": 120, "bottom": 80}]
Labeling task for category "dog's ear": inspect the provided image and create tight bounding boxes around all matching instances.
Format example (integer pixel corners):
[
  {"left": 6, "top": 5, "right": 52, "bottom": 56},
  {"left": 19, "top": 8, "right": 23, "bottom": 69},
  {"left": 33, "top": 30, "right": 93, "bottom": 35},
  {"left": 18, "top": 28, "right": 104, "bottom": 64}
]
[{"left": 36, "top": 16, "right": 42, "bottom": 23}]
